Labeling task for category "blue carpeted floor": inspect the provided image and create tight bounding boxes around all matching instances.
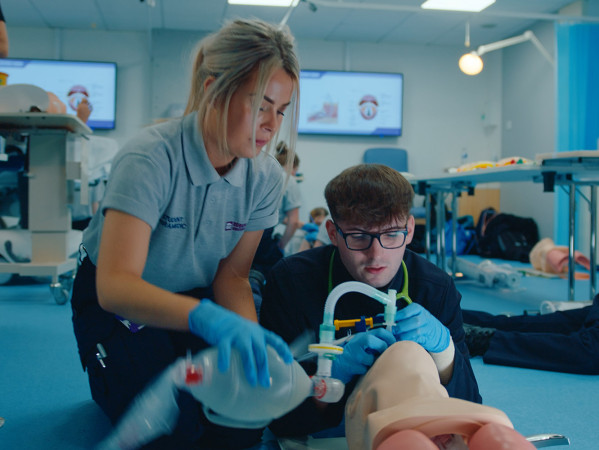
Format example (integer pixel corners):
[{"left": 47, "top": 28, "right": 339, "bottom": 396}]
[
  {"left": 454, "top": 256, "right": 598, "bottom": 450},
  {"left": 0, "top": 255, "right": 596, "bottom": 449},
  {"left": 0, "top": 279, "right": 111, "bottom": 449}
]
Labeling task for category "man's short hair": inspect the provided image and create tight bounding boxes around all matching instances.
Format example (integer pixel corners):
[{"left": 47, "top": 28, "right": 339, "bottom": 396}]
[{"left": 324, "top": 164, "right": 414, "bottom": 227}]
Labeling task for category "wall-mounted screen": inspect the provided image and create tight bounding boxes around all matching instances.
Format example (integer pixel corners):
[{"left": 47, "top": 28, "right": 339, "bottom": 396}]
[
  {"left": 0, "top": 58, "right": 117, "bottom": 130},
  {"left": 298, "top": 70, "right": 403, "bottom": 137}
]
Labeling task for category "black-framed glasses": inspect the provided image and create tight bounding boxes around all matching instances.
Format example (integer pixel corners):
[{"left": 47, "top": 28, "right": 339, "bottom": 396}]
[{"left": 334, "top": 223, "right": 408, "bottom": 251}]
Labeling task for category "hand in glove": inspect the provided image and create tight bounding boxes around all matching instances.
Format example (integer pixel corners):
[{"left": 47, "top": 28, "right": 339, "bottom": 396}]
[
  {"left": 188, "top": 299, "right": 293, "bottom": 387},
  {"left": 331, "top": 328, "right": 396, "bottom": 384},
  {"left": 393, "top": 303, "right": 450, "bottom": 353}
]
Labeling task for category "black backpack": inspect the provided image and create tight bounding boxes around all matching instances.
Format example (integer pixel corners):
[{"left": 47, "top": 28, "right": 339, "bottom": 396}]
[{"left": 476, "top": 208, "right": 540, "bottom": 262}]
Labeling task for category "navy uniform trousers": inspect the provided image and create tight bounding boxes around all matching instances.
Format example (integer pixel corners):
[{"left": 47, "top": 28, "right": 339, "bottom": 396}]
[
  {"left": 462, "top": 294, "right": 599, "bottom": 374},
  {"left": 71, "top": 257, "right": 264, "bottom": 449}
]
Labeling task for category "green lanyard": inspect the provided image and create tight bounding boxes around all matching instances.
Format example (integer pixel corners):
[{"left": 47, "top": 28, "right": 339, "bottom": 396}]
[{"left": 327, "top": 249, "right": 412, "bottom": 305}]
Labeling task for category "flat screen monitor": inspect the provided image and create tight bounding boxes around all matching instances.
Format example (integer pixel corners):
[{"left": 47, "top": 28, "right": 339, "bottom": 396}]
[
  {"left": 298, "top": 70, "right": 403, "bottom": 137},
  {"left": 0, "top": 58, "right": 117, "bottom": 130}
]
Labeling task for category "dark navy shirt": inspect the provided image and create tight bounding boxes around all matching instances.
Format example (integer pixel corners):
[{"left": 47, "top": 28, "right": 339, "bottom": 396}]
[{"left": 260, "top": 245, "right": 482, "bottom": 437}]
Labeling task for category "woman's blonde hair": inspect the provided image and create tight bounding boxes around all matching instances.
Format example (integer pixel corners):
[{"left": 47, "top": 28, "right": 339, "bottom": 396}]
[{"left": 185, "top": 18, "right": 300, "bottom": 160}]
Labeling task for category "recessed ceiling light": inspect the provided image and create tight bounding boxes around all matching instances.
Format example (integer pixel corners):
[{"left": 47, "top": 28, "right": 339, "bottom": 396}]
[
  {"left": 228, "top": 0, "right": 299, "bottom": 6},
  {"left": 421, "top": 0, "right": 496, "bottom": 13}
]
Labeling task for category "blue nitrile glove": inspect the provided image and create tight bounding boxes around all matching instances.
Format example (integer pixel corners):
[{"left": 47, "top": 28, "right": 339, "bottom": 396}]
[
  {"left": 393, "top": 303, "right": 450, "bottom": 353},
  {"left": 331, "top": 328, "right": 396, "bottom": 384},
  {"left": 302, "top": 223, "right": 319, "bottom": 243},
  {"left": 302, "top": 223, "right": 318, "bottom": 233},
  {"left": 302, "top": 223, "right": 319, "bottom": 233},
  {"left": 188, "top": 299, "right": 293, "bottom": 388}
]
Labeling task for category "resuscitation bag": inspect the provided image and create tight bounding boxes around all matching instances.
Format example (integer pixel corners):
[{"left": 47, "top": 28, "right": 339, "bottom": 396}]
[
  {"left": 98, "top": 345, "right": 314, "bottom": 449},
  {"left": 188, "top": 345, "right": 313, "bottom": 428}
]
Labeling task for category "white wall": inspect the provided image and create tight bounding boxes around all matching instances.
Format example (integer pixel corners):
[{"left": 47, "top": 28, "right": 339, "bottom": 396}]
[
  {"left": 499, "top": 21, "right": 556, "bottom": 241},
  {"left": 294, "top": 40, "right": 503, "bottom": 220}
]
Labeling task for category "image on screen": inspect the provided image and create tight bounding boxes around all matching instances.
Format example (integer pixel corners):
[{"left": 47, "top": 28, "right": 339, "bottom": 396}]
[
  {"left": 0, "top": 58, "right": 117, "bottom": 130},
  {"left": 298, "top": 70, "right": 403, "bottom": 136}
]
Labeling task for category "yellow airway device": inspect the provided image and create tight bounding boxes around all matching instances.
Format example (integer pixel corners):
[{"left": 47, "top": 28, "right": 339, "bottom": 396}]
[{"left": 334, "top": 316, "right": 374, "bottom": 331}]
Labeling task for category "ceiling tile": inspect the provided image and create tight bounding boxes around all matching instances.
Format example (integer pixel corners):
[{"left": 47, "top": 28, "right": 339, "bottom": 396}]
[{"left": 0, "top": 0, "right": 590, "bottom": 46}]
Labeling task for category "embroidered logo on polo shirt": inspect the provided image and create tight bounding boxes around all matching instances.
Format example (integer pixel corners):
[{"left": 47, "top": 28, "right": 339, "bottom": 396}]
[
  {"left": 159, "top": 214, "right": 187, "bottom": 229},
  {"left": 225, "top": 221, "right": 246, "bottom": 231}
]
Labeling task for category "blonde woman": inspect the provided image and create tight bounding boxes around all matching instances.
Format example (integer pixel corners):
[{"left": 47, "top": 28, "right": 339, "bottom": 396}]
[{"left": 71, "top": 18, "right": 300, "bottom": 448}]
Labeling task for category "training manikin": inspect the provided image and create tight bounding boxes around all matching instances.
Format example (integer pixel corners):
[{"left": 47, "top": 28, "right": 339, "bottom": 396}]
[{"left": 345, "top": 340, "right": 534, "bottom": 450}]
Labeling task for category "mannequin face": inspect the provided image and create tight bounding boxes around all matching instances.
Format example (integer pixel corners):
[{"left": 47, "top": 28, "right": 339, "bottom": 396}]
[{"left": 327, "top": 216, "right": 414, "bottom": 288}]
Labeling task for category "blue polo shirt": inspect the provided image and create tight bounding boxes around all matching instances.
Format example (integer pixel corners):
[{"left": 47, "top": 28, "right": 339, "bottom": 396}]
[{"left": 82, "top": 112, "right": 283, "bottom": 292}]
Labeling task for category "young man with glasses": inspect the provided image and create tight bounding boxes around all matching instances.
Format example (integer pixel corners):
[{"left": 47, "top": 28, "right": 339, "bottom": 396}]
[{"left": 259, "top": 163, "right": 481, "bottom": 438}]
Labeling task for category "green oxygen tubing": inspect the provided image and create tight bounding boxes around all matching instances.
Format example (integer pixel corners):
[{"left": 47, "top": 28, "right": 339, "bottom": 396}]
[{"left": 327, "top": 248, "right": 412, "bottom": 306}]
